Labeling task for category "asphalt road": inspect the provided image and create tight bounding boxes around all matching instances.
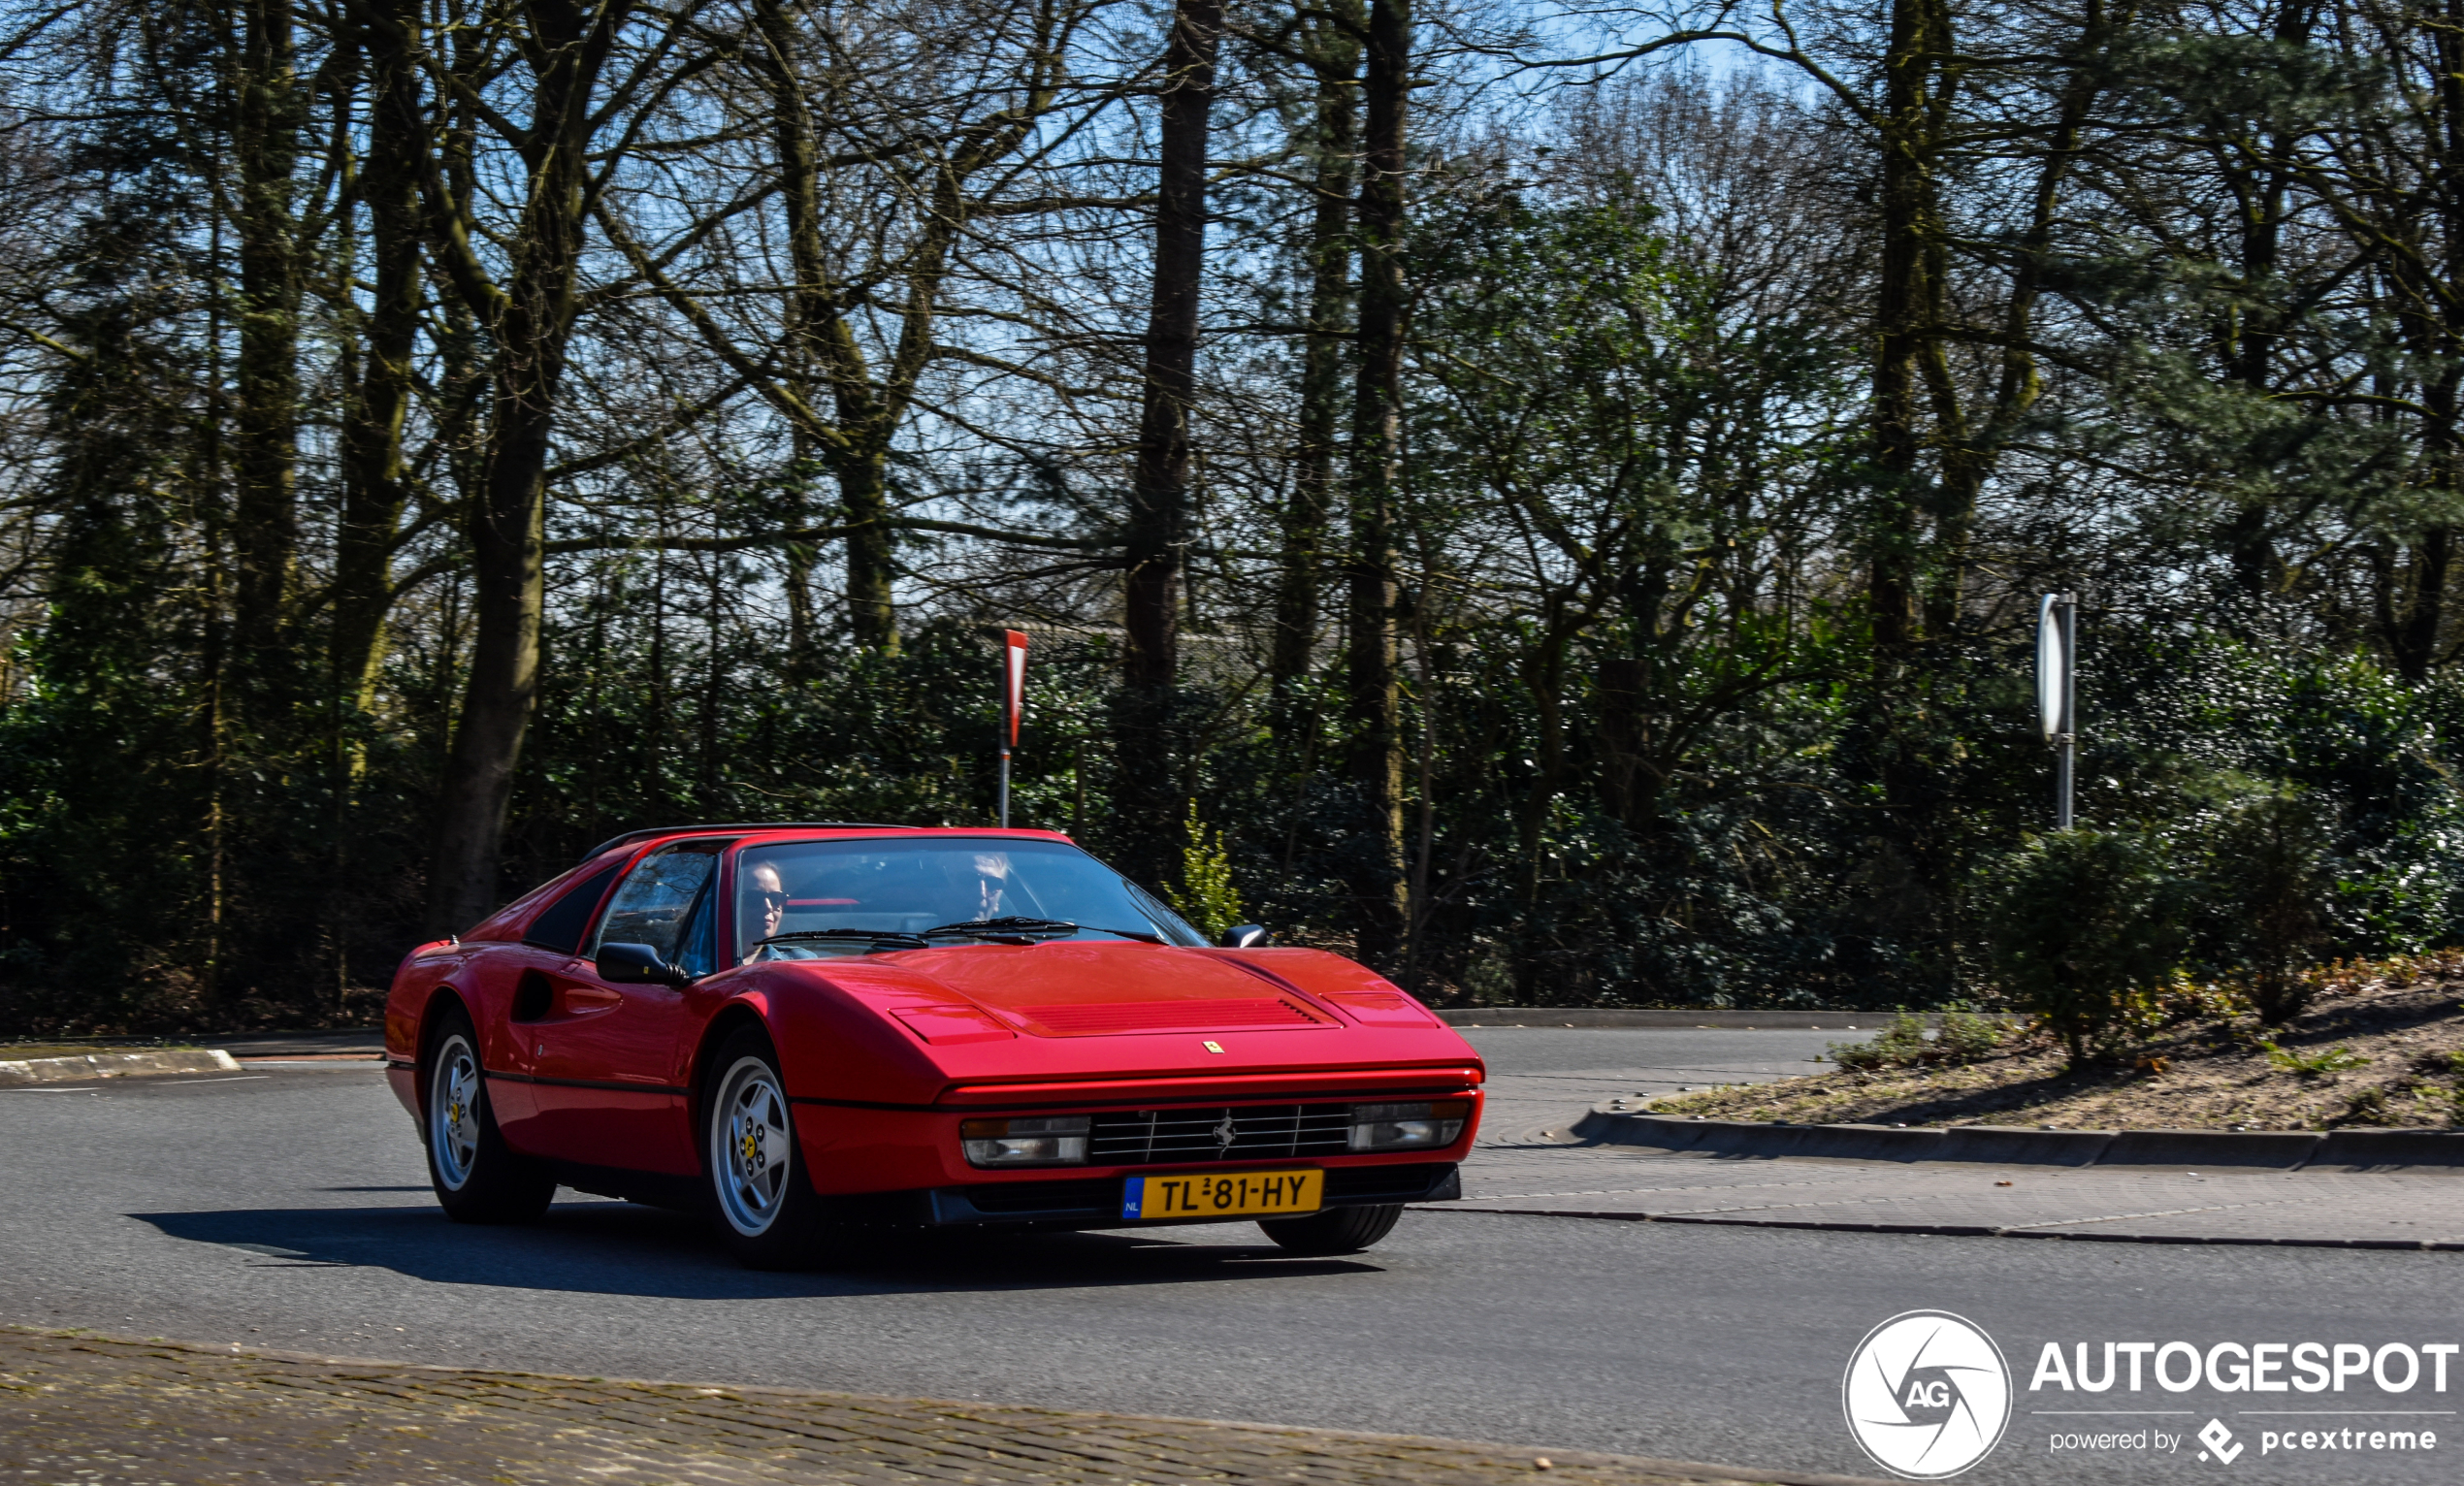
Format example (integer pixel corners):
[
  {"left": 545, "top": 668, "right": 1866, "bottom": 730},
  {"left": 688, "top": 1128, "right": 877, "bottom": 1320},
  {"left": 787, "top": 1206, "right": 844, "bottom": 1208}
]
[
  {"left": 1464, "top": 1025, "right": 1840, "bottom": 1142},
  {"left": 3, "top": 1032, "right": 2455, "bottom": 1485}
]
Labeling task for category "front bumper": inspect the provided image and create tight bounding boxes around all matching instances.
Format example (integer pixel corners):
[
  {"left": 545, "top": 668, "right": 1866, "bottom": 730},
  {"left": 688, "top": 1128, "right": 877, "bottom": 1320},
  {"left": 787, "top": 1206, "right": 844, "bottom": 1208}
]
[{"left": 822, "top": 1161, "right": 1461, "bottom": 1228}]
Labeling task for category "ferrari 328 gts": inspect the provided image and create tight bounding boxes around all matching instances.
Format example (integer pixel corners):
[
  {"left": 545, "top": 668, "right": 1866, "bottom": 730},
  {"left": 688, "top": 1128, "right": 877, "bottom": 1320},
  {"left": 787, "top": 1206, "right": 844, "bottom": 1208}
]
[{"left": 382, "top": 824, "right": 1486, "bottom": 1267}]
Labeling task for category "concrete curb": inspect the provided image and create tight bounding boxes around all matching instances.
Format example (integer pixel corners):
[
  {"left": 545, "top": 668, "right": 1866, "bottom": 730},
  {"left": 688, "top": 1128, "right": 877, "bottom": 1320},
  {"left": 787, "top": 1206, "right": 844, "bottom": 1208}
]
[
  {"left": 0, "top": 1049, "right": 243, "bottom": 1086},
  {"left": 1573, "top": 1108, "right": 2464, "bottom": 1170},
  {"left": 1438, "top": 1008, "right": 1940, "bottom": 1030},
  {"left": 1419, "top": 1204, "right": 2464, "bottom": 1252}
]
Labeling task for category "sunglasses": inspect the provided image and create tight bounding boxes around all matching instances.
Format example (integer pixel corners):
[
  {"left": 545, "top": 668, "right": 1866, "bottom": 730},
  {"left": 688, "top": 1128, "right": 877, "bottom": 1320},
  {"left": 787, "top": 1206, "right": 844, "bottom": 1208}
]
[{"left": 750, "top": 889, "right": 790, "bottom": 909}]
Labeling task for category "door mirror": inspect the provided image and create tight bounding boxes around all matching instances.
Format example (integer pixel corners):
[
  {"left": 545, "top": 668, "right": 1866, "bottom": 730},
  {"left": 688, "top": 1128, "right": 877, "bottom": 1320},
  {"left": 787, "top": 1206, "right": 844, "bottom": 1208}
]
[
  {"left": 596, "top": 942, "right": 692, "bottom": 986},
  {"left": 1218, "top": 923, "right": 1272, "bottom": 950}
]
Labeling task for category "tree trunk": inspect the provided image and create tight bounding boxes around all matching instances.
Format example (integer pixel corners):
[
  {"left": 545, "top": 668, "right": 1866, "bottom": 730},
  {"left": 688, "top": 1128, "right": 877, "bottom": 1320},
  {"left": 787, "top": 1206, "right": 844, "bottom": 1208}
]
[
  {"left": 231, "top": 0, "right": 306, "bottom": 689},
  {"left": 1345, "top": 0, "right": 1410, "bottom": 964},
  {"left": 1868, "top": 0, "right": 1937, "bottom": 667},
  {"left": 1858, "top": 0, "right": 1962, "bottom": 994},
  {"left": 425, "top": 0, "right": 634, "bottom": 934},
  {"left": 1269, "top": 5, "right": 1362, "bottom": 708},
  {"left": 1514, "top": 627, "right": 1570, "bottom": 908},
  {"left": 839, "top": 450, "right": 898, "bottom": 648},
  {"left": 784, "top": 431, "right": 820, "bottom": 668},
  {"left": 754, "top": 0, "right": 835, "bottom": 664},
  {"left": 700, "top": 554, "right": 724, "bottom": 810},
  {"left": 1117, "top": 0, "right": 1223, "bottom": 881},
  {"left": 752, "top": 0, "right": 900, "bottom": 653},
  {"left": 2389, "top": 0, "right": 2464, "bottom": 679},
  {"left": 2221, "top": 0, "right": 2314, "bottom": 597},
  {"left": 332, "top": 0, "right": 422, "bottom": 719},
  {"left": 1598, "top": 658, "right": 1649, "bottom": 830},
  {"left": 2394, "top": 523, "right": 2453, "bottom": 679},
  {"left": 429, "top": 404, "right": 550, "bottom": 934}
]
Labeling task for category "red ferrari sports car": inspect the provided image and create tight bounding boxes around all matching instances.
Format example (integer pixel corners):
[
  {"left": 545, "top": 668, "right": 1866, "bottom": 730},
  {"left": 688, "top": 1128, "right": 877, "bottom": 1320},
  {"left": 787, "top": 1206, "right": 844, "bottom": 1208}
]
[{"left": 383, "top": 824, "right": 1485, "bottom": 1267}]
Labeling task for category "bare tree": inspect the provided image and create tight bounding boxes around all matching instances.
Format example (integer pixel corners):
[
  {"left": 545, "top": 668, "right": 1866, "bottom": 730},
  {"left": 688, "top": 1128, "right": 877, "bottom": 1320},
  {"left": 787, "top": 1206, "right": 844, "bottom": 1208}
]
[{"left": 418, "top": 0, "right": 724, "bottom": 933}]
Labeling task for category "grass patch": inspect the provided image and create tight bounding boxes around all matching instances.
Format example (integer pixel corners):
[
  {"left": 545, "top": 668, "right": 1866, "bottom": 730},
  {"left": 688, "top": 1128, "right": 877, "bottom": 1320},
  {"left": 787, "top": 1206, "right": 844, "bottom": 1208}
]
[{"left": 2262, "top": 1041, "right": 2369, "bottom": 1077}]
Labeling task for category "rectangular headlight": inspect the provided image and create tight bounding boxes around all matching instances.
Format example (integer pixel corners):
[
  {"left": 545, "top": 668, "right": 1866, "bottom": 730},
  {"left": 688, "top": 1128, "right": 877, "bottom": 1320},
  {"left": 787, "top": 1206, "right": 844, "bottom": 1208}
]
[
  {"left": 960, "top": 1114, "right": 1090, "bottom": 1167},
  {"left": 1348, "top": 1100, "right": 1469, "bottom": 1151}
]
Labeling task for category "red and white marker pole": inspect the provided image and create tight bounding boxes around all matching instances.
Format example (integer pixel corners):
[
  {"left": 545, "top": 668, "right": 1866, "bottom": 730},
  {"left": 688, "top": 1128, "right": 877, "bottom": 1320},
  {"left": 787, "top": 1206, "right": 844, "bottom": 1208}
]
[{"left": 999, "top": 630, "right": 1028, "bottom": 827}]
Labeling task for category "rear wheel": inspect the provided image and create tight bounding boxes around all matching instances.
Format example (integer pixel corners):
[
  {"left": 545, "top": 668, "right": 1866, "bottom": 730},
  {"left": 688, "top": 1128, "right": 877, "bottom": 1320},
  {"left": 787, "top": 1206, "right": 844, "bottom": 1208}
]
[
  {"left": 424, "top": 1010, "right": 554, "bottom": 1224},
  {"left": 1257, "top": 1202, "right": 1405, "bottom": 1255},
  {"left": 705, "top": 1026, "right": 830, "bottom": 1269}
]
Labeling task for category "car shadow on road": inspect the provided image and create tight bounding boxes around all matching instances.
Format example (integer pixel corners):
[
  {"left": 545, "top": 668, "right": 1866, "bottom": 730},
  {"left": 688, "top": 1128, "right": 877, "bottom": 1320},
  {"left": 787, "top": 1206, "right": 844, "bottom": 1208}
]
[{"left": 129, "top": 1201, "right": 1380, "bottom": 1299}]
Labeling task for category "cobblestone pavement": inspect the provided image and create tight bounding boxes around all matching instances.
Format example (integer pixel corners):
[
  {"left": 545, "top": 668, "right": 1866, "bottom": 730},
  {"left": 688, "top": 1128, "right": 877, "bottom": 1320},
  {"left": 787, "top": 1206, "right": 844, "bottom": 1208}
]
[
  {"left": 0, "top": 1330, "right": 1867, "bottom": 1486},
  {"left": 1439, "top": 1126, "right": 2464, "bottom": 1247}
]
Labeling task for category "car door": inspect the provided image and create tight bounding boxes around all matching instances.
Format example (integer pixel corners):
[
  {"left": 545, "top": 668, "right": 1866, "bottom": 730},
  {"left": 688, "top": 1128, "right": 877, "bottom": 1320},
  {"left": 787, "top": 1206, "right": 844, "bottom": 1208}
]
[
  {"left": 485, "top": 856, "right": 628, "bottom": 1150},
  {"left": 521, "top": 840, "right": 726, "bottom": 1174}
]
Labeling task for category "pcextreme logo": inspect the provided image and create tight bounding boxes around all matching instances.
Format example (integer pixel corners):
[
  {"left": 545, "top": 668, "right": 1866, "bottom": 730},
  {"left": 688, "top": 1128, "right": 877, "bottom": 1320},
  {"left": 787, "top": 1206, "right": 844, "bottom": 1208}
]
[
  {"left": 2029, "top": 1337, "right": 2449, "bottom": 1466},
  {"left": 1843, "top": 1310, "right": 2014, "bottom": 1479}
]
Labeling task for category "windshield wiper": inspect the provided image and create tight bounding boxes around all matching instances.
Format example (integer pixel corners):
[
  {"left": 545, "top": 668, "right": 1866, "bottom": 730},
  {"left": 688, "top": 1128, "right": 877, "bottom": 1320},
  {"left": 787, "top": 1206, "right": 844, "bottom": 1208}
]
[
  {"left": 919, "top": 916, "right": 1081, "bottom": 943},
  {"left": 916, "top": 918, "right": 1170, "bottom": 946},
  {"left": 758, "top": 928, "right": 928, "bottom": 952}
]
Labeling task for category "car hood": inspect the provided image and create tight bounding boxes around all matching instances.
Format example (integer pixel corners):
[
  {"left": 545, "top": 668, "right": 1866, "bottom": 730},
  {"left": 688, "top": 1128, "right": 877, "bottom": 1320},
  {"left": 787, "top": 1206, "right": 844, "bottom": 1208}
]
[
  {"left": 751, "top": 941, "right": 1482, "bottom": 1105},
  {"left": 831, "top": 940, "right": 1382, "bottom": 1037}
]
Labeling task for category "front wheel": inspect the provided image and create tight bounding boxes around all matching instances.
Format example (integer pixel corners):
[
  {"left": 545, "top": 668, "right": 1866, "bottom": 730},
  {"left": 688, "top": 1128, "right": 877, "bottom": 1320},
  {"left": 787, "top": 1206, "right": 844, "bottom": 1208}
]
[
  {"left": 705, "top": 1026, "right": 830, "bottom": 1269},
  {"left": 1258, "top": 1202, "right": 1405, "bottom": 1255},
  {"left": 424, "top": 1011, "right": 554, "bottom": 1224}
]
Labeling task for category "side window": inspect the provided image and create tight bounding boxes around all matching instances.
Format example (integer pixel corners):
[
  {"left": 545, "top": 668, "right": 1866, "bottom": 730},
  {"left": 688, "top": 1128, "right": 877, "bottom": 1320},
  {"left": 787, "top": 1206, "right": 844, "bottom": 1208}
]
[
  {"left": 522, "top": 858, "right": 625, "bottom": 954},
  {"left": 591, "top": 842, "right": 724, "bottom": 965}
]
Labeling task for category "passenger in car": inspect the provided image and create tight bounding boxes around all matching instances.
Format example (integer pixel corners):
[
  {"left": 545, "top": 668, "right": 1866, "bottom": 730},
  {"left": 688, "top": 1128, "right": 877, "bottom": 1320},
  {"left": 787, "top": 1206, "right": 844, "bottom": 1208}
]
[
  {"left": 958, "top": 851, "right": 1011, "bottom": 921},
  {"left": 739, "top": 856, "right": 788, "bottom": 963}
]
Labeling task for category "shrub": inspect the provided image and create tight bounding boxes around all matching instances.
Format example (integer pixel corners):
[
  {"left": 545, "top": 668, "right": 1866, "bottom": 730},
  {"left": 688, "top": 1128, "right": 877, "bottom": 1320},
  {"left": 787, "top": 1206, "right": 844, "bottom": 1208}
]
[
  {"left": 1936, "top": 1010, "right": 2005, "bottom": 1060},
  {"left": 1827, "top": 1010, "right": 2008, "bottom": 1073},
  {"left": 2202, "top": 788, "right": 2339, "bottom": 1023},
  {"left": 1828, "top": 1014, "right": 1930, "bottom": 1072},
  {"left": 1166, "top": 801, "right": 1246, "bottom": 943},
  {"left": 1980, "top": 829, "right": 2189, "bottom": 1065}
]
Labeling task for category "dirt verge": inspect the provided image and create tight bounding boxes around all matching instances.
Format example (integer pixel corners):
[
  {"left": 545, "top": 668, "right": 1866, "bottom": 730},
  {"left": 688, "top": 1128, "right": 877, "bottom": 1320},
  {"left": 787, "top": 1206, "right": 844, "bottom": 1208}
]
[{"left": 1650, "top": 956, "right": 2464, "bottom": 1132}]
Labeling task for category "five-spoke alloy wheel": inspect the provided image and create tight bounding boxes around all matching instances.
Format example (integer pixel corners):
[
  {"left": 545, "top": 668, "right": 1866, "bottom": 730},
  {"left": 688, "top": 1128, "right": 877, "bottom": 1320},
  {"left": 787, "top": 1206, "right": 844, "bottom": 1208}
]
[
  {"left": 423, "top": 1008, "right": 554, "bottom": 1223},
  {"left": 704, "top": 1025, "right": 827, "bottom": 1267},
  {"left": 430, "top": 1034, "right": 483, "bottom": 1189},
  {"left": 712, "top": 1053, "right": 794, "bottom": 1233}
]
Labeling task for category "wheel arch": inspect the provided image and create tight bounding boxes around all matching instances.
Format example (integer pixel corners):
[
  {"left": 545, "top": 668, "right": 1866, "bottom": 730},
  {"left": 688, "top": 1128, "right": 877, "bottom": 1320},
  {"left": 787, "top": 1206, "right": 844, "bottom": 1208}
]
[
  {"left": 412, "top": 986, "right": 476, "bottom": 1124},
  {"left": 689, "top": 1001, "right": 777, "bottom": 1162}
]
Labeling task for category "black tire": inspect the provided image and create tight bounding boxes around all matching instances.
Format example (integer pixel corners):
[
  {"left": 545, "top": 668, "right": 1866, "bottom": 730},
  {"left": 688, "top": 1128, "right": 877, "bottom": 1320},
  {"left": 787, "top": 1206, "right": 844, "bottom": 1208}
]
[
  {"left": 423, "top": 1008, "right": 555, "bottom": 1224},
  {"left": 1257, "top": 1202, "right": 1405, "bottom": 1255},
  {"left": 703, "top": 1025, "right": 832, "bottom": 1269}
]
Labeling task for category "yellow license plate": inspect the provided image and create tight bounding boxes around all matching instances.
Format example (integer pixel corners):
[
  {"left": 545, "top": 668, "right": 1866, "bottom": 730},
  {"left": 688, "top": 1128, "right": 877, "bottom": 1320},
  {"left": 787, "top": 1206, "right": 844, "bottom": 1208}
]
[{"left": 1122, "top": 1169, "right": 1323, "bottom": 1221}]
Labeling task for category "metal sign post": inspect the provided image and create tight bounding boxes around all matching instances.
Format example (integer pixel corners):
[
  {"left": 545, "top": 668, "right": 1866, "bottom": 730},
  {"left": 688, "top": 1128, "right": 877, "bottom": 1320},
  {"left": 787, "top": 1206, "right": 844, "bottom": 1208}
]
[
  {"left": 2036, "top": 594, "right": 2076, "bottom": 830},
  {"left": 998, "top": 630, "right": 1028, "bottom": 827}
]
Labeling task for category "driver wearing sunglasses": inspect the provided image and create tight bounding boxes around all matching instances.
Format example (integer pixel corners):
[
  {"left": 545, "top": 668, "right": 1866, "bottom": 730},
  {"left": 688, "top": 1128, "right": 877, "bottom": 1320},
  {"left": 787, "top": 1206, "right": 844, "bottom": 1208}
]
[{"left": 738, "top": 857, "right": 790, "bottom": 964}]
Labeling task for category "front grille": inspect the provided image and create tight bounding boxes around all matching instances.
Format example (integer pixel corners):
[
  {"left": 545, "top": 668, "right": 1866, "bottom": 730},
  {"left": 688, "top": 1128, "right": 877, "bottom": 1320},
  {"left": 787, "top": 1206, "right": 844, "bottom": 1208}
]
[{"left": 1090, "top": 1103, "right": 1354, "bottom": 1165}]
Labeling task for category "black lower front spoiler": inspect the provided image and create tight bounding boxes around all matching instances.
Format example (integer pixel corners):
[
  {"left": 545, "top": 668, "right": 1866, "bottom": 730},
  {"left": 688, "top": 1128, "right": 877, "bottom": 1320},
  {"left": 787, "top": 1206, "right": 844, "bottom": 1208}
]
[{"left": 824, "top": 1162, "right": 1461, "bottom": 1228}]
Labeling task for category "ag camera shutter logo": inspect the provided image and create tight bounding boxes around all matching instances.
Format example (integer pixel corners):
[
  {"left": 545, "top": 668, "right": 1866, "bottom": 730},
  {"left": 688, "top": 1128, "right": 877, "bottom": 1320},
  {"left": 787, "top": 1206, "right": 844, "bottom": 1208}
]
[{"left": 1843, "top": 1310, "right": 2013, "bottom": 1478}]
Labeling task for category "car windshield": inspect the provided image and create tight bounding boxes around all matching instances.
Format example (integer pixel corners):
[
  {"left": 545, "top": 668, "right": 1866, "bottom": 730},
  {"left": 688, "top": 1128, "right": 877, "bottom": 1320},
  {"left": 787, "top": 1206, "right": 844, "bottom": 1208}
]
[{"left": 738, "top": 837, "right": 1204, "bottom": 959}]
